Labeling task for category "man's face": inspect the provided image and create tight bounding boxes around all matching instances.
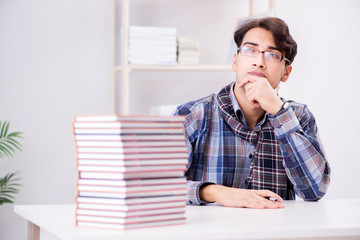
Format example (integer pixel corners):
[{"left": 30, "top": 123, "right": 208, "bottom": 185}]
[{"left": 232, "top": 27, "right": 291, "bottom": 89}]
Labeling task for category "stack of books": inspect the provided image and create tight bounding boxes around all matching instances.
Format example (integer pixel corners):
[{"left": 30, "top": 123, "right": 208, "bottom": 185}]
[
  {"left": 128, "top": 26, "right": 177, "bottom": 65},
  {"left": 73, "top": 115, "right": 188, "bottom": 230},
  {"left": 177, "top": 36, "right": 200, "bottom": 65}
]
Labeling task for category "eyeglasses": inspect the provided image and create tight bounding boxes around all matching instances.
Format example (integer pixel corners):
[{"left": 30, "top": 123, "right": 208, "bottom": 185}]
[{"left": 237, "top": 46, "right": 290, "bottom": 64}]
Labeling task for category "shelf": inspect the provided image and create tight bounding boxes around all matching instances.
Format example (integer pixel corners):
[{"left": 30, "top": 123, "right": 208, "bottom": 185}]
[{"left": 114, "top": 64, "right": 233, "bottom": 72}]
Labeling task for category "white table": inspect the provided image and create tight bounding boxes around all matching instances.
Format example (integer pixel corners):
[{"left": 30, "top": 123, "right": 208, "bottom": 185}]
[{"left": 14, "top": 199, "right": 360, "bottom": 240}]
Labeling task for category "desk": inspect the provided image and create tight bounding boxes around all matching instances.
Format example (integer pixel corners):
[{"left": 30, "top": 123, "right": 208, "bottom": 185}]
[{"left": 14, "top": 199, "right": 360, "bottom": 240}]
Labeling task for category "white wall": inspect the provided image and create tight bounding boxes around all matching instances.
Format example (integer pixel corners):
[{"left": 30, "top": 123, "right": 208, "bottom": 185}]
[
  {"left": 0, "top": 0, "right": 359, "bottom": 239},
  {"left": 0, "top": 0, "right": 110, "bottom": 239}
]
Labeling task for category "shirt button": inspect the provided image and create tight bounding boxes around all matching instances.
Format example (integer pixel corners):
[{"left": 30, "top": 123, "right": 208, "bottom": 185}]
[{"left": 249, "top": 154, "right": 253, "bottom": 159}]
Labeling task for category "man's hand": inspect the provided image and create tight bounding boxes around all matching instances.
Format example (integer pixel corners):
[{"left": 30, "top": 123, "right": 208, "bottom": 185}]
[
  {"left": 238, "top": 74, "right": 283, "bottom": 115},
  {"left": 200, "top": 184, "right": 284, "bottom": 209}
]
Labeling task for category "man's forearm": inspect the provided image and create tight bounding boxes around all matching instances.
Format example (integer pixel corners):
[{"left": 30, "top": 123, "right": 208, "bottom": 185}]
[{"left": 199, "top": 184, "right": 284, "bottom": 209}]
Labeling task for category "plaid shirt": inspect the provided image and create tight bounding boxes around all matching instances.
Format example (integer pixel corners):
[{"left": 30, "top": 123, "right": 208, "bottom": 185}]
[{"left": 174, "top": 82, "right": 331, "bottom": 205}]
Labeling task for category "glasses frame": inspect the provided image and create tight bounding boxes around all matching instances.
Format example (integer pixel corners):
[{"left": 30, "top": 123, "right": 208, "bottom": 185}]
[{"left": 237, "top": 46, "right": 290, "bottom": 64}]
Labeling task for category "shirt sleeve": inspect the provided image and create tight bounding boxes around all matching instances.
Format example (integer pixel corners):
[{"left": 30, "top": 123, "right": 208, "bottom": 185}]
[
  {"left": 173, "top": 103, "right": 214, "bottom": 205},
  {"left": 268, "top": 102, "right": 331, "bottom": 201}
]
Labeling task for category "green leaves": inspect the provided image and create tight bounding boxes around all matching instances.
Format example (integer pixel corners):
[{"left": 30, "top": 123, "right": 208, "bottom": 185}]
[
  {"left": 0, "top": 121, "right": 23, "bottom": 204},
  {"left": 0, "top": 172, "right": 21, "bottom": 205},
  {"left": 0, "top": 121, "right": 24, "bottom": 159}
]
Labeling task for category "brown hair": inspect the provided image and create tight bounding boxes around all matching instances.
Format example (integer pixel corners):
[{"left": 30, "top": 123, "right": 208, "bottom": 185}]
[{"left": 234, "top": 17, "right": 297, "bottom": 65}]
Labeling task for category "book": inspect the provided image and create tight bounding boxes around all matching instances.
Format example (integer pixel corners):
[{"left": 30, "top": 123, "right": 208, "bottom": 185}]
[
  {"left": 74, "top": 122, "right": 184, "bottom": 129},
  {"left": 74, "top": 128, "right": 185, "bottom": 135},
  {"left": 77, "top": 158, "right": 188, "bottom": 166},
  {"left": 177, "top": 35, "right": 200, "bottom": 65},
  {"left": 129, "top": 26, "right": 177, "bottom": 37},
  {"left": 76, "top": 218, "right": 185, "bottom": 230},
  {"left": 76, "top": 146, "right": 187, "bottom": 154},
  {"left": 78, "top": 188, "right": 187, "bottom": 198},
  {"left": 75, "top": 140, "right": 186, "bottom": 147},
  {"left": 74, "top": 115, "right": 185, "bottom": 123},
  {"left": 77, "top": 177, "right": 187, "bottom": 187},
  {"left": 77, "top": 152, "right": 188, "bottom": 160},
  {"left": 73, "top": 114, "right": 188, "bottom": 230},
  {"left": 76, "top": 212, "right": 185, "bottom": 224},
  {"left": 76, "top": 201, "right": 186, "bottom": 212},
  {"left": 76, "top": 207, "right": 185, "bottom": 218},
  {"left": 77, "top": 184, "right": 187, "bottom": 194},
  {"left": 77, "top": 165, "right": 186, "bottom": 172},
  {"left": 74, "top": 134, "right": 186, "bottom": 141},
  {"left": 76, "top": 195, "right": 186, "bottom": 205},
  {"left": 79, "top": 170, "right": 185, "bottom": 180},
  {"left": 128, "top": 26, "right": 177, "bottom": 65}
]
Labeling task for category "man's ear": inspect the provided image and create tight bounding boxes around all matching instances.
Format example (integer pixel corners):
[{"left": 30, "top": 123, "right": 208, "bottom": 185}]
[
  {"left": 281, "top": 65, "right": 292, "bottom": 82},
  {"left": 232, "top": 53, "right": 237, "bottom": 72}
]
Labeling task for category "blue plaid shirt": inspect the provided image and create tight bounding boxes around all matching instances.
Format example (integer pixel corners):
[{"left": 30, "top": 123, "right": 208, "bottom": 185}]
[{"left": 174, "top": 82, "right": 331, "bottom": 205}]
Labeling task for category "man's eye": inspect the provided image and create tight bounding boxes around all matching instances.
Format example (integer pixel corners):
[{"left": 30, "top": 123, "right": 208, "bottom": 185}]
[
  {"left": 267, "top": 52, "right": 281, "bottom": 60},
  {"left": 244, "top": 47, "right": 257, "bottom": 54}
]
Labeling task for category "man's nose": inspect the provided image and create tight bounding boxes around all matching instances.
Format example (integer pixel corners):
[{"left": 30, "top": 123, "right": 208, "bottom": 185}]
[{"left": 252, "top": 52, "right": 266, "bottom": 69}]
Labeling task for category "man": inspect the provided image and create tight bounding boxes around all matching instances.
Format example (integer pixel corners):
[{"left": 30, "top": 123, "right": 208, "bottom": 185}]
[{"left": 174, "top": 17, "right": 331, "bottom": 209}]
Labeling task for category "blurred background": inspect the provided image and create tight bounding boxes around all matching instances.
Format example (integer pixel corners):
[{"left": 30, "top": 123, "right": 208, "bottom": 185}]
[{"left": 1, "top": 0, "right": 360, "bottom": 239}]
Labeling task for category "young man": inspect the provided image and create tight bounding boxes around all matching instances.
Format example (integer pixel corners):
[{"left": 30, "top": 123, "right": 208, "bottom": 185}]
[{"left": 174, "top": 17, "right": 331, "bottom": 209}]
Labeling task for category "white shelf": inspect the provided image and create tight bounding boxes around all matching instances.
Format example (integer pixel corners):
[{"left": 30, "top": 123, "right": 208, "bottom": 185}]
[
  {"left": 114, "top": 64, "right": 233, "bottom": 72},
  {"left": 110, "top": 0, "right": 262, "bottom": 114}
]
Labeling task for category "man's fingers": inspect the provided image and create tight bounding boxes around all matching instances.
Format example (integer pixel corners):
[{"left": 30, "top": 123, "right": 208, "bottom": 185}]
[{"left": 257, "top": 190, "right": 284, "bottom": 203}]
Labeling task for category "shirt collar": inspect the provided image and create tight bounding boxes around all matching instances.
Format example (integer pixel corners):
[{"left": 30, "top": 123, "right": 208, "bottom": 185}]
[{"left": 229, "top": 82, "right": 269, "bottom": 132}]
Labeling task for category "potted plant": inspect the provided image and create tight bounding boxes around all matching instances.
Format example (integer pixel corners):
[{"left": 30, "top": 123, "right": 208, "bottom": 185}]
[{"left": 0, "top": 121, "right": 24, "bottom": 205}]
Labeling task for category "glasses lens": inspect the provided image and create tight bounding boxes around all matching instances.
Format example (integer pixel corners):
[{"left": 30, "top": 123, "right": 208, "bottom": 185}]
[
  {"left": 240, "top": 46, "right": 257, "bottom": 57},
  {"left": 264, "top": 52, "right": 282, "bottom": 62}
]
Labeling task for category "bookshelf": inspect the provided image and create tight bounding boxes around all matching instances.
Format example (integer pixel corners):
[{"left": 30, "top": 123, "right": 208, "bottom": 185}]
[{"left": 109, "top": 0, "right": 274, "bottom": 114}]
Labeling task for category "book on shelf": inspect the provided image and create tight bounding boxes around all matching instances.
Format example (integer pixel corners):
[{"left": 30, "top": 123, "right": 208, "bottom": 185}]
[
  {"left": 76, "top": 218, "right": 185, "bottom": 230},
  {"left": 128, "top": 26, "right": 177, "bottom": 65},
  {"left": 74, "top": 134, "right": 186, "bottom": 141},
  {"left": 177, "top": 35, "right": 200, "bottom": 65},
  {"left": 129, "top": 26, "right": 177, "bottom": 37}
]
